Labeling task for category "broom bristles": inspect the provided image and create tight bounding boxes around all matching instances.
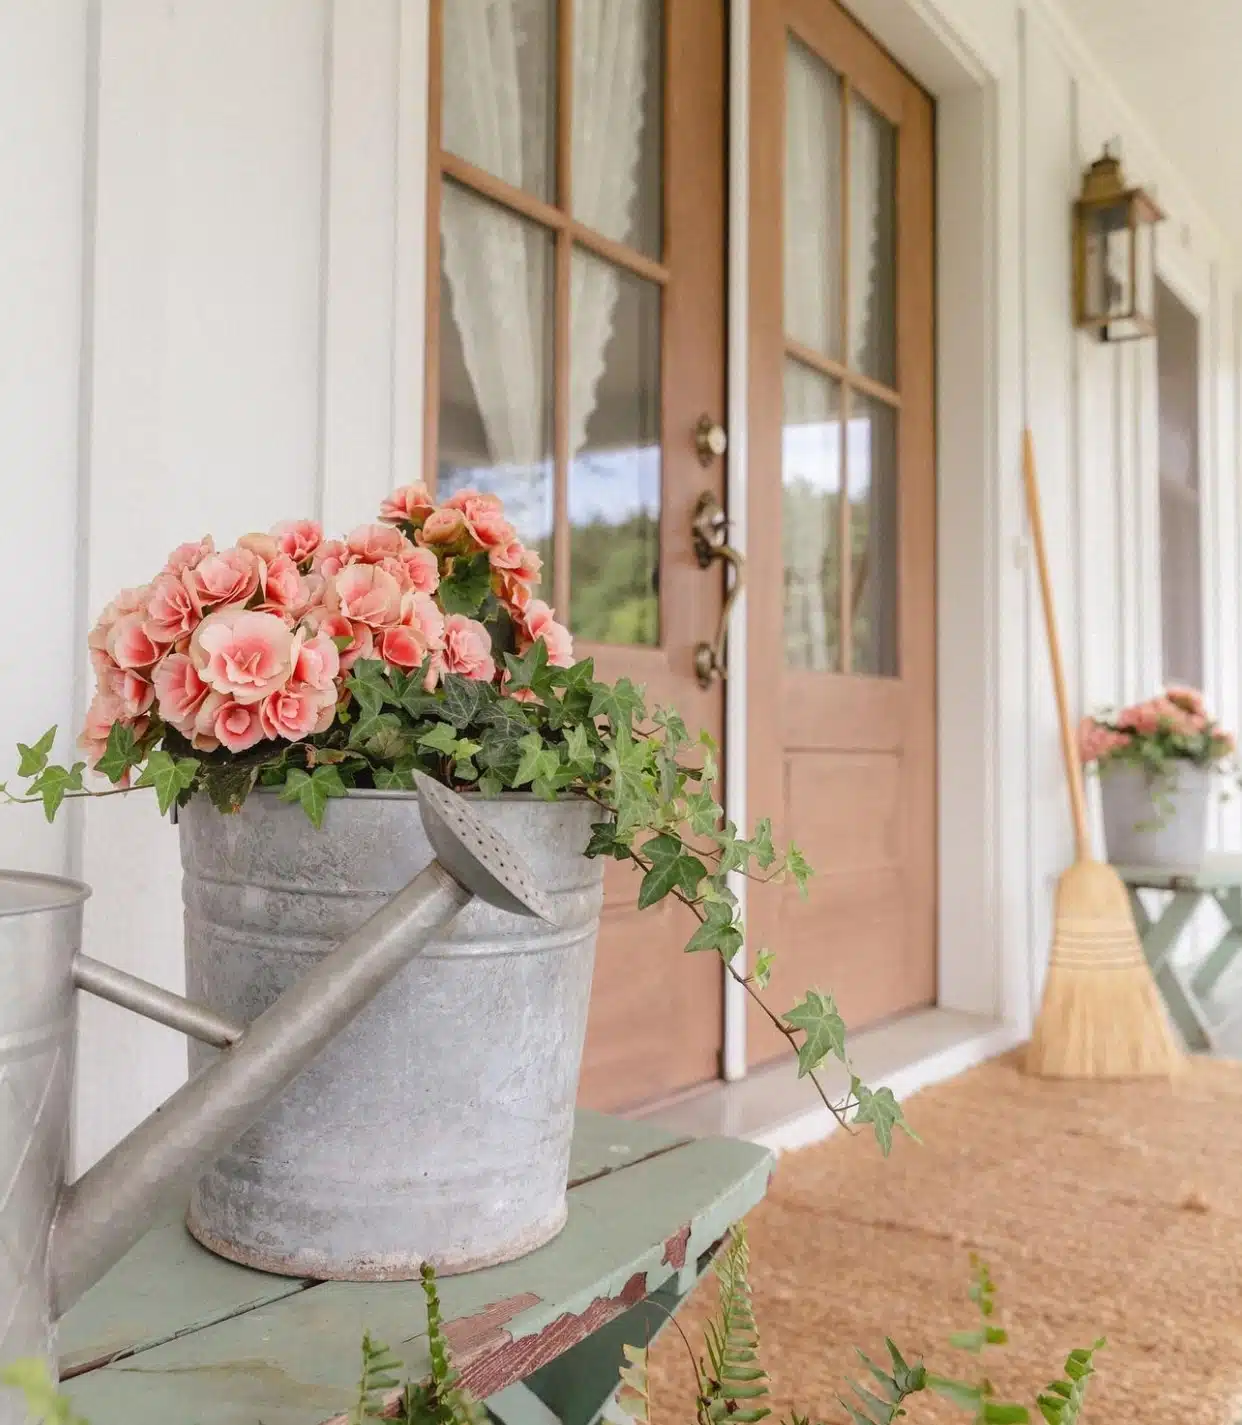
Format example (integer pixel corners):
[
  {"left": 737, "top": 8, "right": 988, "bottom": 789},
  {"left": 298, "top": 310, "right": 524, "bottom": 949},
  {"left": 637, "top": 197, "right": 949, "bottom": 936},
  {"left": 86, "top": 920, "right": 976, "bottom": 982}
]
[{"left": 1024, "top": 859, "right": 1183, "bottom": 1079}]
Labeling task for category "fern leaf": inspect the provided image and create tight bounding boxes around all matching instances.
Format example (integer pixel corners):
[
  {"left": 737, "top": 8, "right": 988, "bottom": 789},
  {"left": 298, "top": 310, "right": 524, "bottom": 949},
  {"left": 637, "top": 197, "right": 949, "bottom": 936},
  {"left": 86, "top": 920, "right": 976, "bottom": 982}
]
[
  {"left": 351, "top": 1333, "right": 403, "bottom": 1423},
  {"left": 1035, "top": 1341, "right": 1105, "bottom": 1425},
  {"left": 698, "top": 1225, "right": 771, "bottom": 1424},
  {"left": 616, "top": 1343, "right": 652, "bottom": 1424},
  {"left": 408, "top": 1264, "right": 488, "bottom": 1425}
]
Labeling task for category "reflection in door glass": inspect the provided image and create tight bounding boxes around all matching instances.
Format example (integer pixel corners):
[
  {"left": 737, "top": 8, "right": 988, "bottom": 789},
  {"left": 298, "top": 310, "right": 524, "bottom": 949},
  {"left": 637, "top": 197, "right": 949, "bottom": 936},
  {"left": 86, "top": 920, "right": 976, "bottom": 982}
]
[
  {"left": 782, "top": 360, "right": 842, "bottom": 672},
  {"left": 436, "top": 182, "right": 556, "bottom": 583},
  {"left": 568, "top": 249, "right": 661, "bottom": 646},
  {"left": 848, "top": 92, "right": 897, "bottom": 386},
  {"left": 849, "top": 394, "right": 898, "bottom": 676}
]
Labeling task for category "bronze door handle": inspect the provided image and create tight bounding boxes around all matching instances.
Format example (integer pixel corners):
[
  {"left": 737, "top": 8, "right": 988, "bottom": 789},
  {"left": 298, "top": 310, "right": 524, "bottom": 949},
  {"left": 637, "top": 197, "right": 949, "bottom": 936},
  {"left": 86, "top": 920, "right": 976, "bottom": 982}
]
[{"left": 691, "top": 491, "right": 746, "bottom": 687}]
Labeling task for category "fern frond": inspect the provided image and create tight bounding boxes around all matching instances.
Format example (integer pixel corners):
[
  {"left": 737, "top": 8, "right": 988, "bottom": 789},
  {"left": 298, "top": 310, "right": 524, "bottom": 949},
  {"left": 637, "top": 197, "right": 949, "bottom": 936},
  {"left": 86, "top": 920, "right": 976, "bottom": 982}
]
[
  {"left": 616, "top": 1343, "right": 652, "bottom": 1424},
  {"left": 350, "top": 1333, "right": 403, "bottom": 1424},
  {"left": 1035, "top": 1340, "right": 1105, "bottom": 1425},
  {"left": 838, "top": 1340, "right": 928, "bottom": 1424},
  {"left": 402, "top": 1264, "right": 488, "bottom": 1425},
  {"left": 697, "top": 1225, "right": 771, "bottom": 1424},
  {"left": 0, "top": 1359, "right": 88, "bottom": 1425}
]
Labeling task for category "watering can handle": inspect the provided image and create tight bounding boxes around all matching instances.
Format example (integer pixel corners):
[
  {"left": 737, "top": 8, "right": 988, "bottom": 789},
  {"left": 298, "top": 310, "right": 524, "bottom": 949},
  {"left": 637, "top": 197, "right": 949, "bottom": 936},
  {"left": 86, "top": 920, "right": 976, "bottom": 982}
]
[{"left": 72, "top": 953, "right": 244, "bottom": 1047}]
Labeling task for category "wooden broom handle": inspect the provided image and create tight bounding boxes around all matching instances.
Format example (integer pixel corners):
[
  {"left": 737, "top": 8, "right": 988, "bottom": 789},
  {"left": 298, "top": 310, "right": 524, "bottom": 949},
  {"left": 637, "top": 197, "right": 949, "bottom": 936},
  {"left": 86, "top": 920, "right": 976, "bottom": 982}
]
[{"left": 1022, "top": 429, "right": 1091, "bottom": 858}]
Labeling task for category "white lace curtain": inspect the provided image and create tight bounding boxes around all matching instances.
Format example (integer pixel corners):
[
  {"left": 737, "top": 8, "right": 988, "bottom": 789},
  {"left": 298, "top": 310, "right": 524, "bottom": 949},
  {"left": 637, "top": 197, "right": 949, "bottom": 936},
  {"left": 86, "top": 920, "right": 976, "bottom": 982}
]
[{"left": 440, "top": 0, "right": 650, "bottom": 476}]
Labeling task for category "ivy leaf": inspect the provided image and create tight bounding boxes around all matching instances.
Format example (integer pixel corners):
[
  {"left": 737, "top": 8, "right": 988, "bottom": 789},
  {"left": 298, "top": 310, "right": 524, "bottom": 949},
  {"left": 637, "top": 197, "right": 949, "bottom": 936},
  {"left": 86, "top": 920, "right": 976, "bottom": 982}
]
[
  {"left": 783, "top": 989, "right": 847, "bottom": 1077},
  {"left": 653, "top": 706, "right": 689, "bottom": 747},
  {"left": 556, "top": 658, "right": 597, "bottom": 718},
  {"left": 439, "top": 552, "right": 493, "bottom": 616},
  {"left": 374, "top": 765, "right": 416, "bottom": 790},
  {"left": 504, "top": 640, "right": 559, "bottom": 703},
  {"left": 589, "top": 677, "right": 647, "bottom": 732},
  {"left": 562, "top": 723, "right": 596, "bottom": 774},
  {"left": 441, "top": 674, "right": 490, "bottom": 729},
  {"left": 346, "top": 659, "right": 393, "bottom": 720},
  {"left": 477, "top": 770, "right": 504, "bottom": 799},
  {"left": 747, "top": 817, "right": 776, "bottom": 869},
  {"left": 684, "top": 901, "right": 743, "bottom": 961},
  {"left": 349, "top": 709, "right": 403, "bottom": 751},
  {"left": 786, "top": 840, "right": 813, "bottom": 896},
  {"left": 29, "top": 762, "right": 85, "bottom": 823},
  {"left": 638, "top": 833, "right": 708, "bottom": 910},
  {"left": 418, "top": 722, "right": 464, "bottom": 757},
  {"left": 95, "top": 723, "right": 141, "bottom": 786},
  {"left": 685, "top": 787, "right": 720, "bottom": 836},
  {"left": 603, "top": 726, "right": 652, "bottom": 835},
  {"left": 203, "top": 761, "right": 260, "bottom": 814},
  {"left": 851, "top": 1077, "right": 915, "bottom": 1156},
  {"left": 512, "top": 732, "right": 548, "bottom": 788},
  {"left": 16, "top": 726, "right": 57, "bottom": 778},
  {"left": 585, "top": 821, "right": 632, "bottom": 860},
  {"left": 753, "top": 947, "right": 775, "bottom": 988},
  {"left": 136, "top": 750, "right": 200, "bottom": 815},
  {"left": 278, "top": 765, "right": 347, "bottom": 829},
  {"left": 716, "top": 821, "right": 750, "bottom": 874},
  {"left": 477, "top": 724, "right": 528, "bottom": 785}
]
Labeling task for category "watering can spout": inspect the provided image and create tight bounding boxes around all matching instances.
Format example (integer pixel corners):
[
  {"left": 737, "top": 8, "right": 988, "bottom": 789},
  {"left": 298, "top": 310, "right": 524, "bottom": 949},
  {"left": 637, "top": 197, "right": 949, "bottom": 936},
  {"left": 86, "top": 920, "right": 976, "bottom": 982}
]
[{"left": 35, "top": 774, "right": 556, "bottom": 1319}]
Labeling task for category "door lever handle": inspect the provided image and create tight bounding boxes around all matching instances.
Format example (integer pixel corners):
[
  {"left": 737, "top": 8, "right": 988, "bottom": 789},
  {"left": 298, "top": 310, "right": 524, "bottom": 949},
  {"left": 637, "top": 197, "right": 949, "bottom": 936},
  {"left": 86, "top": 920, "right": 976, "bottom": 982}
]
[{"left": 691, "top": 491, "right": 746, "bottom": 687}]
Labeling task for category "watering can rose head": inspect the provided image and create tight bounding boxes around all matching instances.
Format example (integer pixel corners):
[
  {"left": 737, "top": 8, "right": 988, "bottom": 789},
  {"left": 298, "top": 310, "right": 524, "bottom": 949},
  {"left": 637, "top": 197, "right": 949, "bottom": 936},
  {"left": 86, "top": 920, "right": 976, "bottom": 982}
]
[{"left": 1077, "top": 687, "right": 1237, "bottom": 770}]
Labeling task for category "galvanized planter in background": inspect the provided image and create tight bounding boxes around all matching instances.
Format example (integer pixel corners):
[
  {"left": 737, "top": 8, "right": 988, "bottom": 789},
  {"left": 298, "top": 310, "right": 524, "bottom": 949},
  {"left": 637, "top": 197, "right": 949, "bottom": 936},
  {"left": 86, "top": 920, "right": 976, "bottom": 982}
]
[
  {"left": 1100, "top": 762, "right": 1212, "bottom": 871},
  {"left": 181, "top": 789, "right": 604, "bottom": 1281}
]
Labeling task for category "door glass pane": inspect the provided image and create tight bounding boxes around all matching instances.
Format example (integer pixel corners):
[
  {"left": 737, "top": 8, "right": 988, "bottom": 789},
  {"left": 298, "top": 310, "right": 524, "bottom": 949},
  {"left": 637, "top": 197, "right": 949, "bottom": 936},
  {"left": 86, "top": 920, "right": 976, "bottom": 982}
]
[
  {"left": 441, "top": 0, "right": 557, "bottom": 202},
  {"left": 568, "top": 249, "right": 661, "bottom": 646},
  {"left": 848, "top": 92, "right": 896, "bottom": 386},
  {"left": 573, "top": 0, "right": 663, "bottom": 258},
  {"left": 849, "top": 394, "right": 898, "bottom": 676},
  {"left": 783, "top": 360, "right": 842, "bottom": 672},
  {"left": 437, "top": 183, "right": 555, "bottom": 574},
  {"left": 784, "top": 36, "right": 842, "bottom": 359}
]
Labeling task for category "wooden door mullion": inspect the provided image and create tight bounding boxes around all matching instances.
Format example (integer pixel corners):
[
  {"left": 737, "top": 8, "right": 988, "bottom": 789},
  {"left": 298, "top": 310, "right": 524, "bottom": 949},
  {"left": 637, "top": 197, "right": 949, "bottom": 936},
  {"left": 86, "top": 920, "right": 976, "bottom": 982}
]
[
  {"left": 838, "top": 77, "right": 853, "bottom": 675},
  {"left": 552, "top": 0, "right": 575, "bottom": 619}
]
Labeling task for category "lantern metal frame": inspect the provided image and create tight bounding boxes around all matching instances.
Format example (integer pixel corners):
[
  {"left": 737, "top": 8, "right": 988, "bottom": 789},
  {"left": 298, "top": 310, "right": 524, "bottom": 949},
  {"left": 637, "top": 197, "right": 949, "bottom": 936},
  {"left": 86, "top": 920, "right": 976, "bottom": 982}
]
[{"left": 1072, "top": 144, "right": 1165, "bottom": 343}]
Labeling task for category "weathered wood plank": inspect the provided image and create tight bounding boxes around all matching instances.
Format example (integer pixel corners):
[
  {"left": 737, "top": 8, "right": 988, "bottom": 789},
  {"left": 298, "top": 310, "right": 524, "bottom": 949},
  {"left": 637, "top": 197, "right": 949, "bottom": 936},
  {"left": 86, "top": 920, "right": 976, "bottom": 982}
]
[
  {"left": 566, "top": 1110, "right": 690, "bottom": 1186},
  {"left": 65, "top": 1136, "right": 772, "bottom": 1425},
  {"left": 1116, "top": 854, "right": 1242, "bottom": 891}
]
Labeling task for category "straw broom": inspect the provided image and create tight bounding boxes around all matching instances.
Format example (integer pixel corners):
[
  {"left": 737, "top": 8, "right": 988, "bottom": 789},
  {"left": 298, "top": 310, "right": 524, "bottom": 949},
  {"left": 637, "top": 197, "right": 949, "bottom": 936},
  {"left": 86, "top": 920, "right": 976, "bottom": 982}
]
[{"left": 1021, "top": 429, "right": 1182, "bottom": 1079}]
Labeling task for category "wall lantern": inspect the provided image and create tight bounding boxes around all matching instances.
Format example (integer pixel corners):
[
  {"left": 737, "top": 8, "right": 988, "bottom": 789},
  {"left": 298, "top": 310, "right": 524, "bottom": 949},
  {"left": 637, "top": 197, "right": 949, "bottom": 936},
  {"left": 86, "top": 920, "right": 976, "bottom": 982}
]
[{"left": 1073, "top": 143, "right": 1165, "bottom": 342}]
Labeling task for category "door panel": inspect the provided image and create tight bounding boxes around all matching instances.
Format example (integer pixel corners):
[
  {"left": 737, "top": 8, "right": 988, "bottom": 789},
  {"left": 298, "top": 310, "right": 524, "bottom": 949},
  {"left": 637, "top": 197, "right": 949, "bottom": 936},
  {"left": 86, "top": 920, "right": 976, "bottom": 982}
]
[
  {"left": 427, "top": 0, "right": 726, "bottom": 1109},
  {"left": 749, "top": 0, "right": 937, "bottom": 1061}
]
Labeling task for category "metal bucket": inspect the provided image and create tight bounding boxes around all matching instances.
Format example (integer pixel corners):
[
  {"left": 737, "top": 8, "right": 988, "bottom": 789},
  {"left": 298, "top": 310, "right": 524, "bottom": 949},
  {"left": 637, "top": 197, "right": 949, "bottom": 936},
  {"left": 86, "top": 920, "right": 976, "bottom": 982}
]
[
  {"left": 0, "top": 872, "right": 88, "bottom": 1407},
  {"left": 1100, "top": 761, "right": 1212, "bottom": 871},
  {"left": 181, "top": 789, "right": 603, "bottom": 1280}
]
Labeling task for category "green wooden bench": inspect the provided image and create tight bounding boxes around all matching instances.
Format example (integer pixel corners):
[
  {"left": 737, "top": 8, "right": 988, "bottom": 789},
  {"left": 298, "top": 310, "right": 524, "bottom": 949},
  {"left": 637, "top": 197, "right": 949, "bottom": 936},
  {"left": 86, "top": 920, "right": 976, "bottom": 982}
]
[
  {"left": 59, "top": 1111, "right": 773, "bottom": 1425},
  {"left": 1117, "top": 855, "right": 1242, "bottom": 1050}
]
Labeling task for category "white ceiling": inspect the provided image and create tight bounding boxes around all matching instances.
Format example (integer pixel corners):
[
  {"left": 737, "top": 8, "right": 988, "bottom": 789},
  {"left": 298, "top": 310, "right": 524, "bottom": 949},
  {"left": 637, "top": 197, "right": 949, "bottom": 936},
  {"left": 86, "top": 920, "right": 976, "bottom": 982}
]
[{"left": 1067, "top": 0, "right": 1242, "bottom": 245}]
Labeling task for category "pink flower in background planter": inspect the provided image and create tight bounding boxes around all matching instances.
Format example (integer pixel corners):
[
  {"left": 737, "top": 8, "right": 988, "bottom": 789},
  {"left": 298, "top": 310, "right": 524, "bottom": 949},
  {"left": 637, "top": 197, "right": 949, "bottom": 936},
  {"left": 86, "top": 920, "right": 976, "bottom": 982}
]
[
  {"left": 404, "top": 545, "right": 440, "bottom": 595},
  {"left": 186, "top": 547, "right": 264, "bottom": 612},
  {"left": 196, "top": 693, "right": 266, "bottom": 753},
  {"left": 418, "top": 508, "right": 468, "bottom": 549},
  {"left": 346, "top": 523, "right": 413, "bottom": 564},
  {"left": 292, "top": 631, "right": 341, "bottom": 693},
  {"left": 260, "top": 684, "right": 334, "bottom": 742},
  {"left": 441, "top": 614, "right": 496, "bottom": 683},
  {"left": 271, "top": 519, "right": 323, "bottom": 563},
  {"left": 379, "top": 483, "right": 436, "bottom": 528},
  {"left": 520, "top": 600, "right": 574, "bottom": 668},
  {"left": 108, "top": 612, "right": 164, "bottom": 670},
  {"left": 145, "top": 573, "right": 200, "bottom": 645},
  {"left": 237, "top": 531, "right": 281, "bottom": 562},
  {"left": 190, "top": 607, "right": 298, "bottom": 704},
  {"left": 311, "top": 539, "right": 350, "bottom": 579},
  {"left": 325, "top": 564, "right": 403, "bottom": 630},
  {"left": 1166, "top": 685, "right": 1206, "bottom": 716},
  {"left": 153, "top": 653, "right": 211, "bottom": 731},
  {"left": 164, "top": 537, "right": 214, "bottom": 577},
  {"left": 1077, "top": 718, "right": 1132, "bottom": 765}
]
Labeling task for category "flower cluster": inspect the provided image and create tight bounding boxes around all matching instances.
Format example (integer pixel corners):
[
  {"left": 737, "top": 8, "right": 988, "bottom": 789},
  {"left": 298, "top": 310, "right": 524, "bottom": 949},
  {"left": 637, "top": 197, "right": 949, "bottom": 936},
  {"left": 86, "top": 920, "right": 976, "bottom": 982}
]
[
  {"left": 81, "top": 486, "right": 571, "bottom": 774},
  {"left": 1077, "top": 686, "right": 1236, "bottom": 767}
]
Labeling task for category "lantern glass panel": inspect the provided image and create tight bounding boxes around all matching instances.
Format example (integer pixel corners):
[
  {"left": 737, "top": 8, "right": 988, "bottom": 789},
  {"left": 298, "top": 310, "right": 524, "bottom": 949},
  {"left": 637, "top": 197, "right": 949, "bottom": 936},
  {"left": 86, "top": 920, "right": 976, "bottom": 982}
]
[{"left": 1084, "top": 200, "right": 1131, "bottom": 323}]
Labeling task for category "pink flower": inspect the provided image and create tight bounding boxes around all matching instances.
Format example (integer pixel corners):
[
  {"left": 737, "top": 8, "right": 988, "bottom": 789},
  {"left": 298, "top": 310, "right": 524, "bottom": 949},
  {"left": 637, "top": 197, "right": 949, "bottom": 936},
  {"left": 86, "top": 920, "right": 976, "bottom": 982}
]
[
  {"left": 88, "top": 587, "right": 148, "bottom": 657},
  {"left": 271, "top": 519, "right": 324, "bottom": 563},
  {"left": 404, "top": 545, "right": 440, "bottom": 595},
  {"left": 440, "top": 614, "right": 496, "bottom": 683},
  {"left": 312, "top": 539, "right": 351, "bottom": 579},
  {"left": 293, "top": 630, "right": 341, "bottom": 693},
  {"left": 1078, "top": 718, "right": 1131, "bottom": 765},
  {"left": 78, "top": 691, "right": 126, "bottom": 767},
  {"left": 379, "top": 592, "right": 445, "bottom": 670},
  {"left": 190, "top": 607, "right": 298, "bottom": 704},
  {"left": 304, "top": 611, "right": 373, "bottom": 671},
  {"left": 153, "top": 653, "right": 212, "bottom": 731},
  {"left": 164, "top": 537, "right": 214, "bottom": 577},
  {"left": 195, "top": 693, "right": 267, "bottom": 754},
  {"left": 519, "top": 599, "right": 574, "bottom": 668},
  {"left": 325, "top": 563, "right": 403, "bottom": 629},
  {"left": 378, "top": 484, "right": 436, "bottom": 528},
  {"left": 418, "top": 508, "right": 469, "bottom": 549},
  {"left": 108, "top": 612, "right": 164, "bottom": 670},
  {"left": 115, "top": 669, "right": 155, "bottom": 719},
  {"left": 145, "top": 573, "right": 200, "bottom": 645},
  {"left": 186, "top": 547, "right": 264, "bottom": 612},
  {"left": 442, "top": 490, "right": 514, "bottom": 551},
  {"left": 260, "top": 684, "right": 334, "bottom": 742},
  {"left": 492, "top": 543, "right": 543, "bottom": 612},
  {"left": 237, "top": 531, "right": 280, "bottom": 562},
  {"left": 346, "top": 523, "right": 413, "bottom": 564},
  {"left": 374, "top": 556, "right": 414, "bottom": 594},
  {"left": 1166, "top": 685, "right": 1207, "bottom": 717},
  {"left": 260, "top": 553, "right": 310, "bottom": 618}
]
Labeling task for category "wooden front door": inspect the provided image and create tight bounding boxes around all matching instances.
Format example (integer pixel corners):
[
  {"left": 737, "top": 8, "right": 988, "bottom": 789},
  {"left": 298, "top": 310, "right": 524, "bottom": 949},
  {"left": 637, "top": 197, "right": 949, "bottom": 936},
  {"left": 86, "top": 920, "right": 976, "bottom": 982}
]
[
  {"left": 425, "top": 0, "right": 727, "bottom": 1108},
  {"left": 748, "top": 0, "right": 937, "bottom": 1059}
]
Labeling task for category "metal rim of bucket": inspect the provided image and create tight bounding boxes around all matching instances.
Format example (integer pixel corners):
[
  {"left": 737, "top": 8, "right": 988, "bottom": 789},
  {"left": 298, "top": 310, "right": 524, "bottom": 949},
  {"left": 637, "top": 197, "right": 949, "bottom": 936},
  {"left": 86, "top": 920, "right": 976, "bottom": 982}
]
[{"left": 0, "top": 870, "right": 91, "bottom": 918}]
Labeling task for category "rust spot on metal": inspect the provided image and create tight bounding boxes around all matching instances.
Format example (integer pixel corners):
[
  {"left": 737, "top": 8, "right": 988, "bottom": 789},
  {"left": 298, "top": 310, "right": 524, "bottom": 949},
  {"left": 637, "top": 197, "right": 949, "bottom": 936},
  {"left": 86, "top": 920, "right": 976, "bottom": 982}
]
[
  {"left": 456, "top": 1272, "right": 649, "bottom": 1400},
  {"left": 662, "top": 1224, "right": 691, "bottom": 1268}
]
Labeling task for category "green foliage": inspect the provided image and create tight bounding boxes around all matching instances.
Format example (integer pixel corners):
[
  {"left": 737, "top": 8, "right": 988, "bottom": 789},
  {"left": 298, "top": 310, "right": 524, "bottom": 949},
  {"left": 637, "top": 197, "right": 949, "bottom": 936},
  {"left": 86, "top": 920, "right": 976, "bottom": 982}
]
[
  {"left": 349, "top": 1333, "right": 404, "bottom": 1423},
  {"left": 135, "top": 749, "right": 199, "bottom": 816},
  {"left": 438, "top": 552, "right": 493, "bottom": 617},
  {"left": 617, "top": 1343, "right": 653, "bottom": 1424},
  {"left": 1035, "top": 1341, "right": 1105, "bottom": 1425},
  {"left": 0, "top": 1359, "right": 88, "bottom": 1425},
  {"left": 399, "top": 1266, "right": 488, "bottom": 1425},
  {"left": 698, "top": 1225, "right": 770, "bottom": 1425}
]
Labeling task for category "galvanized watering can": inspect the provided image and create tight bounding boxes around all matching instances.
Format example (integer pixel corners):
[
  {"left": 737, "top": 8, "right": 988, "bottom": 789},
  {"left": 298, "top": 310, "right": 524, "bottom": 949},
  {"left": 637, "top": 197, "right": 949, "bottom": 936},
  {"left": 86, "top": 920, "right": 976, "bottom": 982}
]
[{"left": 0, "top": 773, "right": 554, "bottom": 1404}]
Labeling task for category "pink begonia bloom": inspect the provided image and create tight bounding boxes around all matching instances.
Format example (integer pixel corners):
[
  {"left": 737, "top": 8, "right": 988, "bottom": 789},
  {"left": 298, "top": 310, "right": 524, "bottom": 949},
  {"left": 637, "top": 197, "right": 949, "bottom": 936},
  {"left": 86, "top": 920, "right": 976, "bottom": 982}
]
[
  {"left": 520, "top": 599, "right": 574, "bottom": 668},
  {"left": 116, "top": 669, "right": 155, "bottom": 720},
  {"left": 153, "top": 653, "right": 211, "bottom": 731},
  {"left": 293, "top": 630, "right": 341, "bottom": 692},
  {"left": 271, "top": 519, "right": 324, "bottom": 563},
  {"left": 441, "top": 490, "right": 514, "bottom": 551},
  {"left": 108, "top": 611, "right": 164, "bottom": 670},
  {"left": 79, "top": 691, "right": 126, "bottom": 767},
  {"left": 311, "top": 539, "right": 351, "bottom": 579},
  {"left": 443, "top": 488, "right": 501, "bottom": 515},
  {"left": 186, "top": 546, "right": 264, "bottom": 612},
  {"left": 145, "top": 573, "right": 200, "bottom": 645},
  {"left": 305, "top": 611, "right": 373, "bottom": 671},
  {"left": 164, "top": 537, "right": 215, "bottom": 577},
  {"left": 404, "top": 545, "right": 440, "bottom": 595},
  {"left": 195, "top": 693, "right": 267, "bottom": 754},
  {"left": 1077, "top": 718, "right": 1131, "bottom": 765},
  {"left": 237, "top": 531, "right": 280, "bottom": 562},
  {"left": 346, "top": 523, "right": 413, "bottom": 564},
  {"left": 374, "top": 555, "right": 414, "bottom": 594},
  {"left": 325, "top": 563, "right": 403, "bottom": 629},
  {"left": 378, "top": 484, "right": 436, "bottom": 528},
  {"left": 1166, "top": 685, "right": 1207, "bottom": 717},
  {"left": 1216, "top": 730, "right": 1237, "bottom": 754},
  {"left": 380, "top": 591, "right": 445, "bottom": 669},
  {"left": 190, "top": 607, "right": 298, "bottom": 704},
  {"left": 418, "top": 508, "right": 469, "bottom": 548},
  {"left": 260, "top": 553, "right": 310, "bottom": 617},
  {"left": 260, "top": 684, "right": 335, "bottom": 742},
  {"left": 491, "top": 543, "right": 543, "bottom": 613},
  {"left": 88, "top": 587, "right": 148, "bottom": 656},
  {"left": 441, "top": 614, "right": 496, "bottom": 683}
]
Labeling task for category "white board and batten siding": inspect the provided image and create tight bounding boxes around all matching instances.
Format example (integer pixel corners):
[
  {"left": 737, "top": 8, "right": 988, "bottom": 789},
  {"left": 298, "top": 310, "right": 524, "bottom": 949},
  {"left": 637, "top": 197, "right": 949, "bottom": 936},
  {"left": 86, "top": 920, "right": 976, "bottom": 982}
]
[{"left": 0, "top": 0, "right": 1239, "bottom": 1170}]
